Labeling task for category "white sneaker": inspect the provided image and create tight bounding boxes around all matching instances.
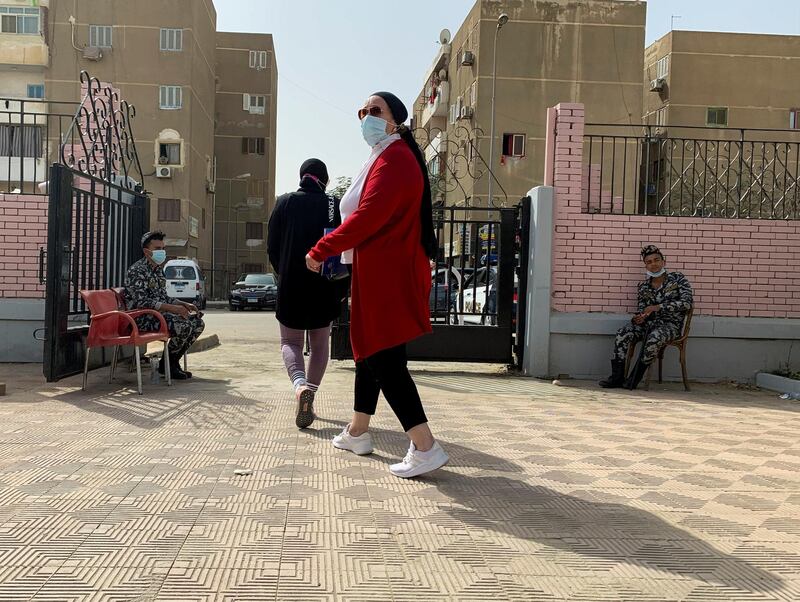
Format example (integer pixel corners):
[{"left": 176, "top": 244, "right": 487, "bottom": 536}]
[
  {"left": 332, "top": 426, "right": 374, "bottom": 455},
  {"left": 390, "top": 441, "right": 449, "bottom": 478}
]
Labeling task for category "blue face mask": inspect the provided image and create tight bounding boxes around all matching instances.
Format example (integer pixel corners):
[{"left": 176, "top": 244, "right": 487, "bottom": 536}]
[
  {"left": 361, "top": 114, "right": 390, "bottom": 147},
  {"left": 150, "top": 249, "right": 167, "bottom": 265}
]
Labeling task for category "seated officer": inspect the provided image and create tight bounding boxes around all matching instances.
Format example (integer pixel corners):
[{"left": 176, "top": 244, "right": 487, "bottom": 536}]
[
  {"left": 599, "top": 245, "right": 693, "bottom": 390},
  {"left": 123, "top": 231, "right": 205, "bottom": 380}
]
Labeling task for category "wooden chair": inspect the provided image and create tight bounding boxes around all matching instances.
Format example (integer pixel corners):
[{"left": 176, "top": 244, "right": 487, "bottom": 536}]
[{"left": 626, "top": 308, "right": 693, "bottom": 391}]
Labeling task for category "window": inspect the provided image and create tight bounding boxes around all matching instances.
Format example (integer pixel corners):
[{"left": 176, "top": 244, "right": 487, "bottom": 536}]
[
  {"left": 0, "top": 7, "right": 39, "bottom": 34},
  {"left": 89, "top": 25, "right": 112, "bottom": 48},
  {"left": 427, "top": 156, "right": 439, "bottom": 178},
  {"left": 790, "top": 109, "right": 800, "bottom": 130},
  {"left": 706, "top": 107, "right": 728, "bottom": 127},
  {"left": 159, "top": 86, "right": 183, "bottom": 109},
  {"left": 160, "top": 28, "right": 183, "bottom": 51},
  {"left": 469, "top": 81, "right": 477, "bottom": 107},
  {"left": 158, "top": 142, "right": 181, "bottom": 165},
  {"left": 241, "top": 137, "right": 265, "bottom": 155},
  {"left": 242, "top": 264, "right": 266, "bottom": 275},
  {"left": 655, "top": 107, "right": 667, "bottom": 127},
  {"left": 27, "top": 84, "right": 44, "bottom": 99},
  {"left": 201, "top": 208, "right": 206, "bottom": 229},
  {"left": 249, "top": 50, "right": 267, "bottom": 69},
  {"left": 655, "top": 55, "right": 669, "bottom": 80},
  {"left": 0, "top": 124, "right": 42, "bottom": 158},
  {"left": 245, "top": 222, "right": 263, "bottom": 239},
  {"left": 164, "top": 265, "right": 197, "bottom": 279},
  {"left": 158, "top": 198, "right": 181, "bottom": 222},
  {"left": 189, "top": 216, "right": 199, "bottom": 238},
  {"left": 243, "top": 94, "right": 266, "bottom": 115},
  {"left": 502, "top": 133, "right": 525, "bottom": 157}
]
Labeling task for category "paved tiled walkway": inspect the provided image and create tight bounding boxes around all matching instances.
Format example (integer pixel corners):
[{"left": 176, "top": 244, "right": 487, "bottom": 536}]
[{"left": 0, "top": 312, "right": 798, "bottom": 600}]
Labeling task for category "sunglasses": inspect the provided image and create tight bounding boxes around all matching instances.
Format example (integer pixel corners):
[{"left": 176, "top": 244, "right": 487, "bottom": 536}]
[{"left": 357, "top": 106, "right": 383, "bottom": 120}]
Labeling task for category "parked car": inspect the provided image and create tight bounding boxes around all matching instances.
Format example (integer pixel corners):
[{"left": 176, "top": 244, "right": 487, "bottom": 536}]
[
  {"left": 164, "top": 259, "right": 206, "bottom": 309},
  {"left": 458, "top": 267, "right": 518, "bottom": 326},
  {"left": 430, "top": 266, "right": 461, "bottom": 321},
  {"left": 229, "top": 273, "right": 277, "bottom": 311}
]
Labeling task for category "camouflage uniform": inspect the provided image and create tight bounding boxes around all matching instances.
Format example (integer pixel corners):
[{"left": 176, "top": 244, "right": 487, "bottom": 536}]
[
  {"left": 123, "top": 257, "right": 204, "bottom": 355},
  {"left": 612, "top": 271, "right": 693, "bottom": 365}
]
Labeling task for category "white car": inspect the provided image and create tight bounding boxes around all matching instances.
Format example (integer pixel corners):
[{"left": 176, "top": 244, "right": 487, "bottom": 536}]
[
  {"left": 164, "top": 259, "right": 207, "bottom": 309},
  {"left": 458, "top": 267, "right": 518, "bottom": 326}
]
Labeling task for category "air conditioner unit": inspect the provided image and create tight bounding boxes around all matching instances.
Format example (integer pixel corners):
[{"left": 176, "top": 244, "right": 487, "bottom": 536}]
[
  {"left": 82, "top": 47, "right": 103, "bottom": 61},
  {"left": 156, "top": 166, "right": 172, "bottom": 179},
  {"left": 461, "top": 50, "right": 475, "bottom": 66},
  {"left": 459, "top": 106, "right": 474, "bottom": 120},
  {"left": 206, "top": 181, "right": 215, "bottom": 193},
  {"left": 650, "top": 78, "right": 665, "bottom": 92}
]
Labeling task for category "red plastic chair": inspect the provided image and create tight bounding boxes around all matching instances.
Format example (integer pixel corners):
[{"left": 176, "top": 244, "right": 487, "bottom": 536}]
[{"left": 80, "top": 289, "right": 172, "bottom": 394}]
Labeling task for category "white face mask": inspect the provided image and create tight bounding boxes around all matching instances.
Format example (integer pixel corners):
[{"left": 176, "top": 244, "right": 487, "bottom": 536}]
[{"left": 646, "top": 268, "right": 666, "bottom": 278}]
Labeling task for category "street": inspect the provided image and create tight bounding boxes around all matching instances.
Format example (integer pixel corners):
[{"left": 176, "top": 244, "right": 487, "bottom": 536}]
[{"left": 0, "top": 310, "right": 798, "bottom": 600}]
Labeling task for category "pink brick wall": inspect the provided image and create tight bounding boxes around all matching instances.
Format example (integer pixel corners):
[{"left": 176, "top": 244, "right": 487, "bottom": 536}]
[
  {"left": 0, "top": 193, "right": 47, "bottom": 299},
  {"left": 548, "top": 102, "right": 800, "bottom": 319}
]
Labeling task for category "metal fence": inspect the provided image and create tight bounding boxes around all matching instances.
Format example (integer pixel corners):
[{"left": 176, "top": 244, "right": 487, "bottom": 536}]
[
  {"left": 0, "top": 98, "right": 80, "bottom": 194},
  {"left": 583, "top": 124, "right": 800, "bottom": 219}
]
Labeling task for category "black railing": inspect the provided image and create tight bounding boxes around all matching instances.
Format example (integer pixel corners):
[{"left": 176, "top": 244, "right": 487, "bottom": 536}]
[
  {"left": 0, "top": 98, "right": 79, "bottom": 194},
  {"left": 583, "top": 124, "right": 800, "bottom": 219}
]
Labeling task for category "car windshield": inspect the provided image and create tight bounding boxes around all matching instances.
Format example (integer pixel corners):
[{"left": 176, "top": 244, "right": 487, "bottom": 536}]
[
  {"left": 242, "top": 274, "right": 275, "bottom": 286},
  {"left": 164, "top": 265, "right": 197, "bottom": 280}
]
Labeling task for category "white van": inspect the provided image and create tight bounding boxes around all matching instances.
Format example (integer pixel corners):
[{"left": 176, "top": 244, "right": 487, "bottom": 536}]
[{"left": 164, "top": 259, "right": 206, "bottom": 309}]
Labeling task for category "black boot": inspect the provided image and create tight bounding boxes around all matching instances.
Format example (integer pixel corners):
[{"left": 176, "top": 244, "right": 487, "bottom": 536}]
[
  {"left": 159, "top": 352, "right": 190, "bottom": 380},
  {"left": 170, "top": 353, "right": 191, "bottom": 379},
  {"left": 624, "top": 360, "right": 649, "bottom": 390},
  {"left": 599, "top": 359, "right": 626, "bottom": 388}
]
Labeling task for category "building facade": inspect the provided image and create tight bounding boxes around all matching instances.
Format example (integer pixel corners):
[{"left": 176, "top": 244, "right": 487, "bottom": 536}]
[
  {"left": 644, "top": 30, "right": 800, "bottom": 134},
  {"left": 213, "top": 32, "right": 277, "bottom": 293},
  {"left": 0, "top": 0, "right": 276, "bottom": 294},
  {"left": 413, "top": 0, "right": 646, "bottom": 211}
]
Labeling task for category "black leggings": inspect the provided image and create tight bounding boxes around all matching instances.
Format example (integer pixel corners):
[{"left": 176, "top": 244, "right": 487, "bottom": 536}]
[{"left": 354, "top": 344, "right": 428, "bottom": 432}]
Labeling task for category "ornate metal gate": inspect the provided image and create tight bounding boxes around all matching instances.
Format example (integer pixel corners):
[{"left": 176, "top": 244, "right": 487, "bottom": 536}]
[{"left": 43, "top": 72, "right": 148, "bottom": 382}]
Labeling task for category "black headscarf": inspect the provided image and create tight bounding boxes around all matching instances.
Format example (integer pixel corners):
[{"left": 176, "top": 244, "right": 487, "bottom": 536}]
[
  {"left": 372, "top": 91, "right": 437, "bottom": 260},
  {"left": 299, "top": 158, "right": 329, "bottom": 189}
]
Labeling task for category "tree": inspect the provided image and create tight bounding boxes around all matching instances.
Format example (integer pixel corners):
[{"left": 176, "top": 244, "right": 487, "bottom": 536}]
[{"left": 328, "top": 176, "right": 352, "bottom": 199}]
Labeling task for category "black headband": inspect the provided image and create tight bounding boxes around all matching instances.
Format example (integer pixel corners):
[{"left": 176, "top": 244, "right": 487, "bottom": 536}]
[{"left": 372, "top": 91, "right": 408, "bottom": 124}]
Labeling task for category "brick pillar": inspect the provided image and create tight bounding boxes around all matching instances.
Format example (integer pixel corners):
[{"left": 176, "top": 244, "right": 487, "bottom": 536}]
[{"left": 551, "top": 103, "right": 585, "bottom": 218}]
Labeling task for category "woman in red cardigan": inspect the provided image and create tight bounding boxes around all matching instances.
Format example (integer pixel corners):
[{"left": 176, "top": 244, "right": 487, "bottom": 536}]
[{"left": 305, "top": 92, "right": 449, "bottom": 478}]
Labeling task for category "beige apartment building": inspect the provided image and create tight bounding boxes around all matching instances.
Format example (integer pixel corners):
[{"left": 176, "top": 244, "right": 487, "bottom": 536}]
[
  {"left": 214, "top": 32, "right": 277, "bottom": 291},
  {"left": 644, "top": 30, "right": 800, "bottom": 134},
  {"left": 0, "top": 0, "right": 276, "bottom": 295},
  {"left": 642, "top": 31, "right": 800, "bottom": 217},
  {"left": 413, "top": 0, "right": 646, "bottom": 212}
]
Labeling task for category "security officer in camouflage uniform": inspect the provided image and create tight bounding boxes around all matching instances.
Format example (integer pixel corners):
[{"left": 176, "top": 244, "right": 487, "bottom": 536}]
[
  {"left": 599, "top": 245, "right": 693, "bottom": 390},
  {"left": 123, "top": 231, "right": 205, "bottom": 380}
]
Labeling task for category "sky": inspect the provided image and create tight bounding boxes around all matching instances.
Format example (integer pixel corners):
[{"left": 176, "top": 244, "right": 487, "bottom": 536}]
[{"left": 215, "top": 0, "right": 800, "bottom": 197}]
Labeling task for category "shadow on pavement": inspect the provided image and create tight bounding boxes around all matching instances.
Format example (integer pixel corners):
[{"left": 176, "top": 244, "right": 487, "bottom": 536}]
[
  {"left": 309, "top": 417, "right": 783, "bottom": 593},
  {"left": 45, "top": 375, "right": 269, "bottom": 431}
]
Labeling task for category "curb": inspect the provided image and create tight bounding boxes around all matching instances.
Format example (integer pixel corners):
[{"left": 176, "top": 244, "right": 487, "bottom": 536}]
[
  {"left": 188, "top": 333, "right": 220, "bottom": 354},
  {"left": 146, "top": 333, "right": 220, "bottom": 357}
]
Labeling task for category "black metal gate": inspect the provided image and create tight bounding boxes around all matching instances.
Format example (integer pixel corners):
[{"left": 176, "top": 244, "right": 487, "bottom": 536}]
[
  {"left": 331, "top": 204, "right": 526, "bottom": 365},
  {"left": 43, "top": 72, "right": 148, "bottom": 382}
]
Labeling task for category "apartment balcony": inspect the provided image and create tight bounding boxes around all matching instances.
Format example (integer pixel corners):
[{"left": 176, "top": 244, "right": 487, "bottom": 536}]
[
  {"left": 0, "top": 34, "right": 48, "bottom": 68},
  {"left": 420, "top": 81, "right": 449, "bottom": 129},
  {"left": 0, "top": 98, "right": 79, "bottom": 193}
]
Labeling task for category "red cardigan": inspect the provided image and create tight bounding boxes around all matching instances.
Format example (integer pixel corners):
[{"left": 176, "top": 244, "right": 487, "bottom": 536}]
[{"left": 309, "top": 141, "right": 432, "bottom": 361}]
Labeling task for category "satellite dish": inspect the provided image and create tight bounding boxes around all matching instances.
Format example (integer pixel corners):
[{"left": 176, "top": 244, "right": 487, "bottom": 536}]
[{"left": 439, "top": 29, "right": 451, "bottom": 45}]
